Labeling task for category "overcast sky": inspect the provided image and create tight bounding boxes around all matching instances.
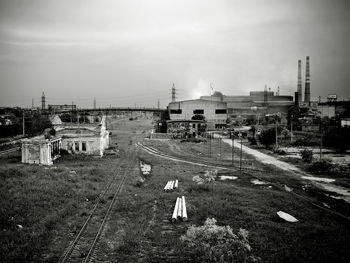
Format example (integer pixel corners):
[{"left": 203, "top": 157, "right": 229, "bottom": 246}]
[{"left": 0, "top": 0, "right": 349, "bottom": 108}]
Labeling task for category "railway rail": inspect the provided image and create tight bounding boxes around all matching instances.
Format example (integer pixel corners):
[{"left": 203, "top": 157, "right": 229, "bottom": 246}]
[{"left": 59, "top": 150, "right": 137, "bottom": 263}]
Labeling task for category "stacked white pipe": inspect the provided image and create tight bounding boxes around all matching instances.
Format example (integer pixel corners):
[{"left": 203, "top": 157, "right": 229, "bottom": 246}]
[
  {"left": 171, "top": 196, "right": 188, "bottom": 222},
  {"left": 164, "top": 179, "right": 178, "bottom": 191}
]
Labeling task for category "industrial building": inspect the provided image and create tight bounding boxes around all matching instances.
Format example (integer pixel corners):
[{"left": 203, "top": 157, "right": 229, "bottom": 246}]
[
  {"left": 200, "top": 91, "right": 294, "bottom": 118},
  {"left": 168, "top": 99, "right": 228, "bottom": 130}
]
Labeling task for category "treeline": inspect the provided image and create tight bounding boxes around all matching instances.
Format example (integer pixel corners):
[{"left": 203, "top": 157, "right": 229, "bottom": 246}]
[
  {"left": 257, "top": 126, "right": 350, "bottom": 152},
  {"left": 0, "top": 112, "right": 52, "bottom": 138}
]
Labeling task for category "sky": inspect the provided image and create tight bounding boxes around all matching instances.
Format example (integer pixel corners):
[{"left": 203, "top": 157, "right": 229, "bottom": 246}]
[{"left": 0, "top": 0, "right": 349, "bottom": 108}]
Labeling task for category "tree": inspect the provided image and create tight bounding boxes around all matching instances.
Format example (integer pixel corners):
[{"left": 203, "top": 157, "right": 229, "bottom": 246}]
[
  {"left": 26, "top": 113, "right": 52, "bottom": 136},
  {"left": 258, "top": 128, "right": 276, "bottom": 148},
  {"left": 324, "top": 126, "right": 350, "bottom": 153}
]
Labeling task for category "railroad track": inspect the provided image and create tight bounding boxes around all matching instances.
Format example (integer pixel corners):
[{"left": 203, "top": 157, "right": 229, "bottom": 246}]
[
  {"left": 138, "top": 142, "right": 350, "bottom": 220},
  {"left": 59, "top": 150, "right": 138, "bottom": 263},
  {"left": 0, "top": 147, "right": 21, "bottom": 155}
]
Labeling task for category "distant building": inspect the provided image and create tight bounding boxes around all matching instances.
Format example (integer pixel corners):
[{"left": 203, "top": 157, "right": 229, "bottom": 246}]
[
  {"left": 48, "top": 104, "right": 77, "bottom": 112},
  {"left": 168, "top": 99, "right": 227, "bottom": 130},
  {"left": 200, "top": 91, "right": 293, "bottom": 118},
  {"left": 341, "top": 118, "right": 350, "bottom": 127},
  {"left": 22, "top": 136, "right": 62, "bottom": 165},
  {"left": 317, "top": 104, "right": 336, "bottom": 118},
  {"left": 0, "top": 115, "right": 13, "bottom": 126}
]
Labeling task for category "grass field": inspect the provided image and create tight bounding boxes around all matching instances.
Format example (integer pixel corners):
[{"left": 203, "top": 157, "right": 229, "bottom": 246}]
[{"left": 1, "top": 116, "right": 350, "bottom": 262}]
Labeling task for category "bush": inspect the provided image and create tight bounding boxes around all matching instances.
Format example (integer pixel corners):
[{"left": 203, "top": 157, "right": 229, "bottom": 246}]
[
  {"left": 273, "top": 148, "right": 287, "bottom": 155},
  {"left": 308, "top": 159, "right": 333, "bottom": 174},
  {"left": 300, "top": 149, "right": 313, "bottom": 163},
  {"left": 308, "top": 159, "right": 350, "bottom": 176},
  {"left": 324, "top": 127, "right": 350, "bottom": 153},
  {"left": 180, "top": 218, "right": 258, "bottom": 262},
  {"left": 248, "top": 136, "right": 257, "bottom": 145},
  {"left": 258, "top": 128, "right": 276, "bottom": 148}
]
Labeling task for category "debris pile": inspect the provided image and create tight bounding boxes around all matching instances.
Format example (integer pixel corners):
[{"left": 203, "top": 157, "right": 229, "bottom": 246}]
[
  {"left": 140, "top": 161, "right": 151, "bottom": 175},
  {"left": 164, "top": 180, "right": 178, "bottom": 191},
  {"left": 171, "top": 196, "right": 188, "bottom": 222}
]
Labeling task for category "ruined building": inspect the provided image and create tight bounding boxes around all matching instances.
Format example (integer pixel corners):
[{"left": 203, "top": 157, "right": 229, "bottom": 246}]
[
  {"left": 53, "top": 115, "right": 109, "bottom": 156},
  {"left": 22, "top": 135, "right": 62, "bottom": 165}
]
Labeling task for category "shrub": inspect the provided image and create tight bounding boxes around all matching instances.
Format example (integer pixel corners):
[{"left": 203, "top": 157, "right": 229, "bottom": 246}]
[
  {"left": 274, "top": 148, "right": 287, "bottom": 155},
  {"left": 324, "top": 127, "right": 350, "bottom": 153},
  {"left": 292, "top": 135, "right": 319, "bottom": 147},
  {"left": 258, "top": 128, "right": 276, "bottom": 148},
  {"left": 300, "top": 149, "right": 313, "bottom": 163},
  {"left": 248, "top": 136, "right": 257, "bottom": 145},
  {"left": 308, "top": 159, "right": 350, "bottom": 176},
  {"left": 308, "top": 159, "right": 333, "bottom": 174},
  {"left": 180, "top": 218, "right": 258, "bottom": 262}
]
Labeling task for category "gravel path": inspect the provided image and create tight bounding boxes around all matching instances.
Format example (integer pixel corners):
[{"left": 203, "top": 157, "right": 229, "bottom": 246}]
[
  {"left": 222, "top": 139, "right": 302, "bottom": 173},
  {"left": 222, "top": 138, "right": 350, "bottom": 203}
]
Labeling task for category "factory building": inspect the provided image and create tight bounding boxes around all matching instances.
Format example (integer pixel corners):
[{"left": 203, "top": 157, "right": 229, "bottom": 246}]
[
  {"left": 200, "top": 91, "right": 293, "bottom": 118},
  {"left": 168, "top": 99, "right": 228, "bottom": 130}
]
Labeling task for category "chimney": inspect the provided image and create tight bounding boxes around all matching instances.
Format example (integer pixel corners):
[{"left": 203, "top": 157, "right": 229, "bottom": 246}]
[
  {"left": 295, "top": 92, "right": 299, "bottom": 106},
  {"left": 304, "top": 56, "right": 310, "bottom": 104},
  {"left": 297, "top": 60, "right": 302, "bottom": 105}
]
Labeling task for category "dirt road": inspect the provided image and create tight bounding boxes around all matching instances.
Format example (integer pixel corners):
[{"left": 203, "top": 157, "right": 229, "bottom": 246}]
[{"left": 221, "top": 138, "right": 350, "bottom": 203}]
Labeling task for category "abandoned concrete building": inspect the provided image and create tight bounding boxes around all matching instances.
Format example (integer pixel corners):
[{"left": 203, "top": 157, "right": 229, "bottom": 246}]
[
  {"left": 53, "top": 115, "right": 109, "bottom": 156},
  {"left": 22, "top": 135, "right": 62, "bottom": 165}
]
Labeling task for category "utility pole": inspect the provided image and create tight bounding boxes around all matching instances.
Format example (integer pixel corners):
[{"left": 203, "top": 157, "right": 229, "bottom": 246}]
[
  {"left": 290, "top": 115, "right": 293, "bottom": 143},
  {"left": 239, "top": 133, "right": 243, "bottom": 171},
  {"left": 209, "top": 133, "right": 212, "bottom": 158},
  {"left": 22, "top": 110, "right": 25, "bottom": 136},
  {"left": 219, "top": 137, "right": 222, "bottom": 160},
  {"left": 275, "top": 120, "right": 278, "bottom": 149},
  {"left": 320, "top": 133, "right": 323, "bottom": 160},
  {"left": 231, "top": 132, "right": 234, "bottom": 166}
]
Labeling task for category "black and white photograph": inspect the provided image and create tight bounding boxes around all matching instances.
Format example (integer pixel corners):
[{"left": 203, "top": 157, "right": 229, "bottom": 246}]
[{"left": 1, "top": 0, "right": 350, "bottom": 262}]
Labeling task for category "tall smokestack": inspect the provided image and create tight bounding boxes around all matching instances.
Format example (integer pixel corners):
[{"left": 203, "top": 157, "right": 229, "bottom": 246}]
[
  {"left": 304, "top": 56, "right": 310, "bottom": 103},
  {"left": 297, "top": 60, "right": 302, "bottom": 105}
]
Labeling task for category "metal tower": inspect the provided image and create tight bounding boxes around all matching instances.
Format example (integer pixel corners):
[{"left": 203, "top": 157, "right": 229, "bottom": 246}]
[
  {"left": 41, "top": 92, "right": 45, "bottom": 111},
  {"left": 304, "top": 56, "right": 310, "bottom": 103},
  {"left": 297, "top": 60, "right": 302, "bottom": 105}
]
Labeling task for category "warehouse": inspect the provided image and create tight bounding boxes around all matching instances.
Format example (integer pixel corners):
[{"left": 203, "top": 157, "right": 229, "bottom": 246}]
[{"left": 168, "top": 99, "right": 228, "bottom": 130}]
